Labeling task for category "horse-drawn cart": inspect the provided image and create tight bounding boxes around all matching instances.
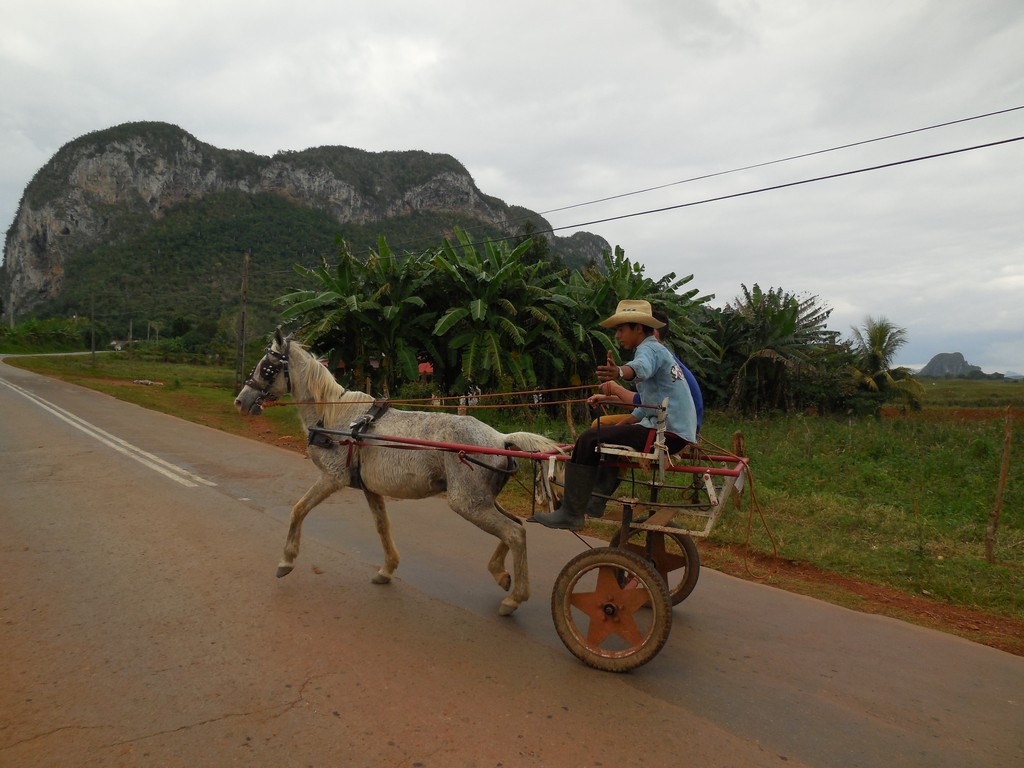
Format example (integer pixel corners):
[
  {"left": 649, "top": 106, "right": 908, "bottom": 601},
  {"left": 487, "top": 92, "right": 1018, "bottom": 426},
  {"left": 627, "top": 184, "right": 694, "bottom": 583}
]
[
  {"left": 527, "top": 401, "right": 747, "bottom": 672},
  {"left": 309, "top": 402, "right": 748, "bottom": 673},
  {"left": 236, "top": 332, "right": 748, "bottom": 673}
]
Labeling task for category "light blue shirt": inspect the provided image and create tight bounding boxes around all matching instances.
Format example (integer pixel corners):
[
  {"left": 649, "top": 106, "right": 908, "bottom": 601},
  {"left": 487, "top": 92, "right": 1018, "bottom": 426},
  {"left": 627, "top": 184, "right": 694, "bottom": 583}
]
[{"left": 628, "top": 335, "right": 697, "bottom": 443}]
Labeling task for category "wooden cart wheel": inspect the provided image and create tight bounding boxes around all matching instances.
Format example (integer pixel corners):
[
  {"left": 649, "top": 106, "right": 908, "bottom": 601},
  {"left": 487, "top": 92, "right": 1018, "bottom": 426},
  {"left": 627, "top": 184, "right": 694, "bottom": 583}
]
[
  {"left": 551, "top": 548, "right": 672, "bottom": 673},
  {"left": 614, "top": 526, "right": 700, "bottom": 606}
]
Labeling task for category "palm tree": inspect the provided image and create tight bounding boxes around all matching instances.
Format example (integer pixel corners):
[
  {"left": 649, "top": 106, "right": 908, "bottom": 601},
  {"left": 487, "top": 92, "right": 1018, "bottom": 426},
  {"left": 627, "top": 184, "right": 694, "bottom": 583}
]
[
  {"left": 850, "top": 316, "right": 924, "bottom": 408},
  {"left": 850, "top": 315, "right": 906, "bottom": 375}
]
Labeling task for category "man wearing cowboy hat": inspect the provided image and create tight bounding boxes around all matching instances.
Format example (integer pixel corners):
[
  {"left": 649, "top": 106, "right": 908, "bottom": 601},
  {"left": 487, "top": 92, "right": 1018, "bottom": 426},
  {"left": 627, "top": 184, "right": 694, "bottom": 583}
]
[{"left": 530, "top": 299, "right": 697, "bottom": 530}]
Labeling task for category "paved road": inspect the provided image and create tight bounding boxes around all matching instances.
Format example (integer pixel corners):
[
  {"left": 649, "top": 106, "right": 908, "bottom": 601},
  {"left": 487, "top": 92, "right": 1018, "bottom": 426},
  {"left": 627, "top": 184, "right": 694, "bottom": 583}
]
[{"left": 2, "top": 359, "right": 1022, "bottom": 767}]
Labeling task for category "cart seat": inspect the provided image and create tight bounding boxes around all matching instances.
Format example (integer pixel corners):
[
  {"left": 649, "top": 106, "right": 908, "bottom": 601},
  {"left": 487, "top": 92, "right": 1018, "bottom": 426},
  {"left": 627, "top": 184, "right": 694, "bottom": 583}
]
[
  {"left": 596, "top": 432, "right": 693, "bottom": 466},
  {"left": 593, "top": 395, "right": 692, "bottom": 467}
]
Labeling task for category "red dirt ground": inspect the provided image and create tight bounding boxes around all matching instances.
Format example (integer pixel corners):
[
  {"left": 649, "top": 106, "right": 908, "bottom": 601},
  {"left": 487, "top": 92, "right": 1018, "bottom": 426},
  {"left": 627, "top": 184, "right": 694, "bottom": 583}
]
[{"left": 880, "top": 406, "right": 1023, "bottom": 423}]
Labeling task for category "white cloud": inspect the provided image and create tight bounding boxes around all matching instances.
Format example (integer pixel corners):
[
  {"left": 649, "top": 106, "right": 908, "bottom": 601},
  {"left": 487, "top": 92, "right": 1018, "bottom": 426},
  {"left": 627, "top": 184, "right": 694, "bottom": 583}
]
[{"left": 2, "top": 0, "right": 1023, "bottom": 372}]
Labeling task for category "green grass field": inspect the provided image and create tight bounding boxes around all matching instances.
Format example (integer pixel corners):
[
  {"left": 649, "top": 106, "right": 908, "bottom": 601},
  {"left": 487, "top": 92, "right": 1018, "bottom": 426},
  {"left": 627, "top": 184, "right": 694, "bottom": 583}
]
[
  {"left": 8, "top": 353, "right": 1023, "bottom": 629},
  {"left": 700, "top": 409, "right": 1022, "bottom": 616}
]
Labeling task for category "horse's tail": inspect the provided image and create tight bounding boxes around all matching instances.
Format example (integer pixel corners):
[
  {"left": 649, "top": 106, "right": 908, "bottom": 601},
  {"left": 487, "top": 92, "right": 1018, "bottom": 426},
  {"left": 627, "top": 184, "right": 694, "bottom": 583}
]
[{"left": 503, "top": 431, "right": 564, "bottom": 455}]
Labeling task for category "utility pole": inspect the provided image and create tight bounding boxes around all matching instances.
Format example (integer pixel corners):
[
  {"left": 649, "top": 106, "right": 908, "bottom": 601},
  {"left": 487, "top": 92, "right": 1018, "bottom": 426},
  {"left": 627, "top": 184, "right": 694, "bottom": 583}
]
[
  {"left": 235, "top": 250, "right": 250, "bottom": 389},
  {"left": 90, "top": 294, "right": 96, "bottom": 366}
]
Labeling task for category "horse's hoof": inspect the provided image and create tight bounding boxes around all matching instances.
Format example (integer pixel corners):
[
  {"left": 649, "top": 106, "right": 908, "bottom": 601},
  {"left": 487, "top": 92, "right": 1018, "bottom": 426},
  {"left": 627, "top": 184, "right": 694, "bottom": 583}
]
[
  {"left": 497, "top": 573, "right": 511, "bottom": 592},
  {"left": 498, "top": 599, "right": 519, "bottom": 617},
  {"left": 371, "top": 572, "right": 392, "bottom": 585},
  {"left": 276, "top": 565, "right": 294, "bottom": 578}
]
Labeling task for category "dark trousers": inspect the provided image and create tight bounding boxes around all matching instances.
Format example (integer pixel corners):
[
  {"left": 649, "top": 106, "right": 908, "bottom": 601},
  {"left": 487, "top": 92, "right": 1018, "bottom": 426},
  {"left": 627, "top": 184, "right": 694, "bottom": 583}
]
[{"left": 571, "top": 422, "right": 687, "bottom": 465}]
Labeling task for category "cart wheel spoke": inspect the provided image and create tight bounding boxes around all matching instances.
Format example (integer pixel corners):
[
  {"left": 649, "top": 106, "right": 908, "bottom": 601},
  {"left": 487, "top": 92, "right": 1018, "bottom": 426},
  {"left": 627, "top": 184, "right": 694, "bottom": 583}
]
[{"left": 570, "top": 566, "right": 651, "bottom": 647}]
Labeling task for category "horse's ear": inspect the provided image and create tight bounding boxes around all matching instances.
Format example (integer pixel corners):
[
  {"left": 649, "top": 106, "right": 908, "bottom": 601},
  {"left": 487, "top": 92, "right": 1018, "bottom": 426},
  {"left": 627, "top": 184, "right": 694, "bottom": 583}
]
[{"left": 274, "top": 327, "right": 285, "bottom": 347}]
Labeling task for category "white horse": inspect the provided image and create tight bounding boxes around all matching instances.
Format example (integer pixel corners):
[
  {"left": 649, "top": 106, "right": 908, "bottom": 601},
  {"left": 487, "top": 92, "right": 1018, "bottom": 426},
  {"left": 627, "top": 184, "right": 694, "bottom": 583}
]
[{"left": 234, "top": 329, "right": 561, "bottom": 616}]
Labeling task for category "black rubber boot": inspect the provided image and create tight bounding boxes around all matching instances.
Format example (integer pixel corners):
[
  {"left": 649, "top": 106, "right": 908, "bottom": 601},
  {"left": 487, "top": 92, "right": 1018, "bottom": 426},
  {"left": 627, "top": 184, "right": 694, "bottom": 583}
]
[
  {"left": 529, "top": 463, "right": 599, "bottom": 530},
  {"left": 585, "top": 468, "right": 622, "bottom": 518}
]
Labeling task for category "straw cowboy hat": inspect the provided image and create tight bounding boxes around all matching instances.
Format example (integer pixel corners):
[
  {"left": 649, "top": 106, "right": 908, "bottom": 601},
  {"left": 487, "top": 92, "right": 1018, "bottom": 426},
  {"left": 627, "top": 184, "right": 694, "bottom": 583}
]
[{"left": 599, "top": 299, "right": 665, "bottom": 329}]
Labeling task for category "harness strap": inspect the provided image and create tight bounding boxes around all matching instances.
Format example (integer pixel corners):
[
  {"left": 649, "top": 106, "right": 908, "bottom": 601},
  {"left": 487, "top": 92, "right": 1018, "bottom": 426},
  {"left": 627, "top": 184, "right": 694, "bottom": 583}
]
[
  {"left": 307, "top": 401, "right": 393, "bottom": 488},
  {"left": 308, "top": 419, "right": 336, "bottom": 449},
  {"left": 458, "top": 451, "right": 519, "bottom": 475},
  {"left": 306, "top": 401, "right": 521, "bottom": 487},
  {"left": 245, "top": 340, "right": 291, "bottom": 408},
  {"left": 349, "top": 399, "right": 391, "bottom": 440}
]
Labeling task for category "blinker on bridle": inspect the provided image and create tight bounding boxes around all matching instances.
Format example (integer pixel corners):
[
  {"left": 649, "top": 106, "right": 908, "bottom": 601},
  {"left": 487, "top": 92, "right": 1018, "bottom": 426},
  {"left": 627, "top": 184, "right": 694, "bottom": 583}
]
[{"left": 244, "top": 341, "right": 291, "bottom": 408}]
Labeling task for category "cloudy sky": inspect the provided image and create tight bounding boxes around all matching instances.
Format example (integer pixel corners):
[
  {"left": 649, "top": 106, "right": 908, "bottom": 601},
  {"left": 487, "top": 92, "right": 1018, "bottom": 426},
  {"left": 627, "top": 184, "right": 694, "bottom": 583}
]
[{"left": 3, "top": 1, "right": 1023, "bottom": 373}]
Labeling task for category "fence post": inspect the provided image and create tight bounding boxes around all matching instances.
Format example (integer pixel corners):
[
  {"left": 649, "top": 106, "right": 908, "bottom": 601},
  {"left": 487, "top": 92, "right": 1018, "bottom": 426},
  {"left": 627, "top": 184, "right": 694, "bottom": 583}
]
[{"left": 984, "top": 406, "right": 1013, "bottom": 563}]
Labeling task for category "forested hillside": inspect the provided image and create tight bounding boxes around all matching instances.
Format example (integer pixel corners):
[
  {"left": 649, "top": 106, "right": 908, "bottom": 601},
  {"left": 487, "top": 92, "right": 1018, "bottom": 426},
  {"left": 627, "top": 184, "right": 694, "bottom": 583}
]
[{"left": 1, "top": 121, "right": 608, "bottom": 337}]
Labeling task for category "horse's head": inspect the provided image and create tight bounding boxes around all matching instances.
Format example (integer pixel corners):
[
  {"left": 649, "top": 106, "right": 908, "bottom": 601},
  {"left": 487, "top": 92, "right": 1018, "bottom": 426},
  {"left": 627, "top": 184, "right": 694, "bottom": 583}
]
[{"left": 235, "top": 328, "right": 292, "bottom": 415}]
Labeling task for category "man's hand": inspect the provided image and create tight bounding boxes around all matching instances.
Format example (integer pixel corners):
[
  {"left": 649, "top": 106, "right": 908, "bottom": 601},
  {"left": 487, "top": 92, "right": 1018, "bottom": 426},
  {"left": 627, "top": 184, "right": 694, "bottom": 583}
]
[
  {"left": 588, "top": 380, "right": 633, "bottom": 407},
  {"left": 596, "top": 349, "right": 619, "bottom": 382}
]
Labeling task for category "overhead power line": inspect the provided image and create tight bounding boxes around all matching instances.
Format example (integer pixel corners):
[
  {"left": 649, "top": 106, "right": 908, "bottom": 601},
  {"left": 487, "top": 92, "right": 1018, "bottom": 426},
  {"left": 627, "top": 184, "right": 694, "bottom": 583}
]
[
  {"left": 540, "top": 135, "right": 1024, "bottom": 235},
  {"left": 537, "top": 104, "right": 1024, "bottom": 216},
  {"left": 240, "top": 107, "right": 1024, "bottom": 269}
]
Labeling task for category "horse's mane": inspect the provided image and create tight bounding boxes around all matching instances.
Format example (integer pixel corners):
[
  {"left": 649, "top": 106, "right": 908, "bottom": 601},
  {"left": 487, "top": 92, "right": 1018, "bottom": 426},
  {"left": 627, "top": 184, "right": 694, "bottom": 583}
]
[{"left": 287, "top": 340, "right": 373, "bottom": 425}]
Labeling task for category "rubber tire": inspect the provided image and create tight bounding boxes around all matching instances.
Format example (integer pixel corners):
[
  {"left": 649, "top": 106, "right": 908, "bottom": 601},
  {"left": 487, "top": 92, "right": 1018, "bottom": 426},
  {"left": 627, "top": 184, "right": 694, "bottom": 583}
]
[
  {"left": 551, "top": 548, "right": 672, "bottom": 673},
  {"left": 615, "top": 527, "right": 701, "bottom": 605}
]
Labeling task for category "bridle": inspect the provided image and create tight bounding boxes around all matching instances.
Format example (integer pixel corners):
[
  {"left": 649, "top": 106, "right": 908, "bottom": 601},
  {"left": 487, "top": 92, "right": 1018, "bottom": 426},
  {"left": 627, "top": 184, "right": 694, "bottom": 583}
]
[{"left": 244, "top": 340, "right": 292, "bottom": 410}]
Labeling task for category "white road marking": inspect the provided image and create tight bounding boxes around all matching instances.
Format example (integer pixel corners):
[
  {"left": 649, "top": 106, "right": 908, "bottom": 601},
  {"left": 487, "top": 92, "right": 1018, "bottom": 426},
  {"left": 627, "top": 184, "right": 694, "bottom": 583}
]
[{"left": 0, "top": 376, "right": 217, "bottom": 488}]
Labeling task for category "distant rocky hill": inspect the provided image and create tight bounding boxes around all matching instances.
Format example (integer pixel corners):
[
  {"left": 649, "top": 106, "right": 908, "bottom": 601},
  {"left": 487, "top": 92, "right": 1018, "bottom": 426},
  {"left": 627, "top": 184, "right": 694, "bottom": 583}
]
[
  {"left": 918, "top": 352, "right": 1006, "bottom": 379},
  {"left": 1, "top": 121, "right": 609, "bottom": 329}
]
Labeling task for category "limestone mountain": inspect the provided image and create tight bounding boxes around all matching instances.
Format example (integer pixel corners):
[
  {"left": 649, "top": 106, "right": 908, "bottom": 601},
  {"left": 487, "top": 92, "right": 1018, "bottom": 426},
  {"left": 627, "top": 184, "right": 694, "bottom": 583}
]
[
  {"left": 1, "top": 121, "right": 608, "bottom": 333},
  {"left": 918, "top": 352, "right": 1000, "bottom": 379}
]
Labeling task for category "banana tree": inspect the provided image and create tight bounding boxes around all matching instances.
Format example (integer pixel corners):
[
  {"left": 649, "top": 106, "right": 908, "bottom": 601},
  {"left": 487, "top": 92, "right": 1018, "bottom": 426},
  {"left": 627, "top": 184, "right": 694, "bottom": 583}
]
[
  {"left": 724, "top": 284, "right": 837, "bottom": 413},
  {"left": 563, "top": 246, "right": 712, "bottom": 379},
  {"left": 275, "top": 238, "right": 438, "bottom": 394},
  {"left": 431, "top": 228, "right": 541, "bottom": 392}
]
